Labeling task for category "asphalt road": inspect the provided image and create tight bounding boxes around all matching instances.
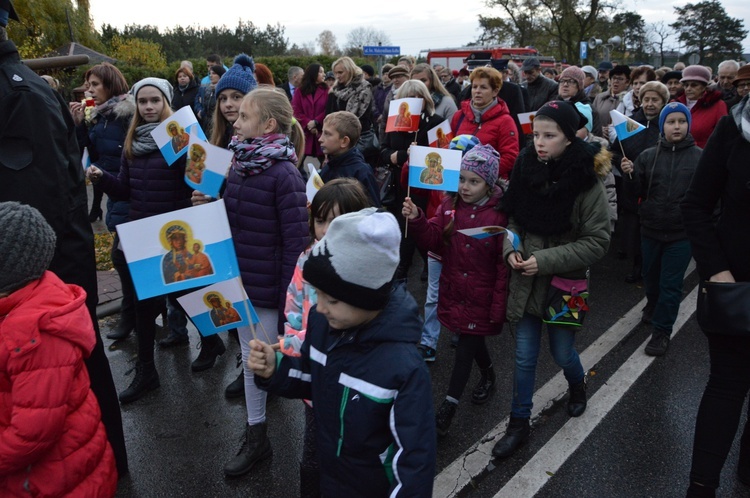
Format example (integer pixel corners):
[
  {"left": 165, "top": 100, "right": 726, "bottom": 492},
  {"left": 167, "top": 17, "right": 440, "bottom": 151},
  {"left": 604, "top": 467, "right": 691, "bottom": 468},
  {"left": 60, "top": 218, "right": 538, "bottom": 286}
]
[{"left": 104, "top": 235, "right": 749, "bottom": 497}]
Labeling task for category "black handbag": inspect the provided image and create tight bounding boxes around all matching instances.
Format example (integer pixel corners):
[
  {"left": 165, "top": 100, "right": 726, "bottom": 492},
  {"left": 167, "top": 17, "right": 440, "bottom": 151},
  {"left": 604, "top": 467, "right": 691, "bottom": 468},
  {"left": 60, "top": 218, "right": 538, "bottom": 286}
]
[{"left": 696, "top": 281, "right": 750, "bottom": 336}]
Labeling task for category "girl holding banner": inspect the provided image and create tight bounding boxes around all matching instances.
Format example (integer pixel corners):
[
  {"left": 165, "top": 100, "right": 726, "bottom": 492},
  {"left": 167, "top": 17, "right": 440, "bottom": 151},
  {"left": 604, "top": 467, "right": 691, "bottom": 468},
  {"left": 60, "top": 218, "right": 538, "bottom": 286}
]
[
  {"left": 403, "top": 144, "right": 509, "bottom": 437},
  {"left": 219, "top": 87, "right": 309, "bottom": 477},
  {"left": 88, "top": 78, "right": 226, "bottom": 403},
  {"left": 380, "top": 80, "right": 445, "bottom": 280}
]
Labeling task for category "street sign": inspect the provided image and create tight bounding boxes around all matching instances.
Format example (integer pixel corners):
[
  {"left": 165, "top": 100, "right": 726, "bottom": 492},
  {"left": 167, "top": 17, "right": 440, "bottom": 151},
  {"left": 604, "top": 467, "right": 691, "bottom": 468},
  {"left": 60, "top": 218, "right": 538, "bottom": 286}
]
[
  {"left": 363, "top": 46, "right": 401, "bottom": 56},
  {"left": 580, "top": 41, "right": 588, "bottom": 60},
  {"left": 688, "top": 53, "right": 700, "bottom": 65}
]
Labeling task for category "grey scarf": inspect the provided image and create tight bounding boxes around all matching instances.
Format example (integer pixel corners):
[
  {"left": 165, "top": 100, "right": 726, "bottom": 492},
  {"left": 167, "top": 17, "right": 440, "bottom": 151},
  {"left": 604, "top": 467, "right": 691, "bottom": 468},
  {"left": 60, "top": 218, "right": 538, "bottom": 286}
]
[
  {"left": 732, "top": 95, "right": 750, "bottom": 143},
  {"left": 131, "top": 123, "right": 159, "bottom": 156}
]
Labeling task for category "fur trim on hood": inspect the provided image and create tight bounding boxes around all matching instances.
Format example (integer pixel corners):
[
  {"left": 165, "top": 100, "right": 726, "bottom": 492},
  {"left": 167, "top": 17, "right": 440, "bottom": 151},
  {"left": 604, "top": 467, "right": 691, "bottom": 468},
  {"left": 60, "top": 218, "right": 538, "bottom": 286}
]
[{"left": 591, "top": 139, "right": 612, "bottom": 179}]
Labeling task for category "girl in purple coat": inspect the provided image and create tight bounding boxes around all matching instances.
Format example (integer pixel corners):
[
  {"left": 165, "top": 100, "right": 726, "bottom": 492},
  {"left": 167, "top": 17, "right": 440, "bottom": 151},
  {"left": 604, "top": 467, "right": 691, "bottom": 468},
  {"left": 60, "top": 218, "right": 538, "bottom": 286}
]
[
  {"left": 403, "top": 144, "right": 509, "bottom": 436},
  {"left": 221, "top": 86, "right": 309, "bottom": 477},
  {"left": 292, "top": 63, "right": 328, "bottom": 165}
]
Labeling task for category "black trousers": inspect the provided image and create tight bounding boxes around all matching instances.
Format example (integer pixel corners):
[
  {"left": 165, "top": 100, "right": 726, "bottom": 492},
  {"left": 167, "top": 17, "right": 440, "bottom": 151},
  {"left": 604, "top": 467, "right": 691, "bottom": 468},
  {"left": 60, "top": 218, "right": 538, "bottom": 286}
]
[
  {"left": 447, "top": 334, "right": 492, "bottom": 401},
  {"left": 690, "top": 333, "right": 750, "bottom": 489}
]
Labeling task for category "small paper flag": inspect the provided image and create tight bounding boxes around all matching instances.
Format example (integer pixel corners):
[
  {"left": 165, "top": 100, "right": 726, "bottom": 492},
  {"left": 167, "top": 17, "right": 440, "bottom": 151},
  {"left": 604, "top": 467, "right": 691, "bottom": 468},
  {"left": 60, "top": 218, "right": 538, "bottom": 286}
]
[
  {"left": 457, "top": 226, "right": 519, "bottom": 250},
  {"left": 407, "top": 145, "right": 462, "bottom": 191},
  {"left": 427, "top": 120, "right": 453, "bottom": 148},
  {"left": 386, "top": 98, "right": 423, "bottom": 133},
  {"left": 610, "top": 109, "right": 646, "bottom": 141},
  {"left": 306, "top": 164, "right": 324, "bottom": 203},
  {"left": 518, "top": 112, "right": 537, "bottom": 134}
]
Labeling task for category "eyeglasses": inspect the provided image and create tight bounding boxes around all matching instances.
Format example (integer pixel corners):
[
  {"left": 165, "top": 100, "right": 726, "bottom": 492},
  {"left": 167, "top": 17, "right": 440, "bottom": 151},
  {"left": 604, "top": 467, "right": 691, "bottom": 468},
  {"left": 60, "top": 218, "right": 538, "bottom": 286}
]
[
  {"left": 735, "top": 81, "right": 750, "bottom": 90},
  {"left": 559, "top": 79, "right": 578, "bottom": 86},
  {"left": 611, "top": 77, "right": 627, "bottom": 83}
]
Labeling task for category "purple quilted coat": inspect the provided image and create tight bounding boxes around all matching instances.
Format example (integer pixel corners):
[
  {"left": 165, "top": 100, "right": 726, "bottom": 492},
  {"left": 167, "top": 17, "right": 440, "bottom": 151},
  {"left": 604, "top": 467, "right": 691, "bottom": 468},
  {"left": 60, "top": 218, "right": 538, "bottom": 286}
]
[
  {"left": 98, "top": 151, "right": 192, "bottom": 221},
  {"left": 223, "top": 160, "right": 309, "bottom": 319}
]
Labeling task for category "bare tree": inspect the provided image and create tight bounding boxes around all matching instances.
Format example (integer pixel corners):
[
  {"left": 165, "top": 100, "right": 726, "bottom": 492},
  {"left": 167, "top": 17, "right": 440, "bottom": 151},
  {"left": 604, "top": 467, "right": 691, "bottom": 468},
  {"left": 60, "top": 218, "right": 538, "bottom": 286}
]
[
  {"left": 648, "top": 21, "right": 673, "bottom": 67},
  {"left": 317, "top": 30, "right": 339, "bottom": 56},
  {"left": 344, "top": 27, "right": 391, "bottom": 56}
]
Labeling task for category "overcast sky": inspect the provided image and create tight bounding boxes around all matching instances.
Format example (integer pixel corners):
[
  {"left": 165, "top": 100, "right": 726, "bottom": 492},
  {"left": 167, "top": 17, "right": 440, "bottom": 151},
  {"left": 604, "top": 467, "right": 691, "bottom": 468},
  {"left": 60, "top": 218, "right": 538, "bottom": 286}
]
[{"left": 88, "top": 0, "right": 749, "bottom": 59}]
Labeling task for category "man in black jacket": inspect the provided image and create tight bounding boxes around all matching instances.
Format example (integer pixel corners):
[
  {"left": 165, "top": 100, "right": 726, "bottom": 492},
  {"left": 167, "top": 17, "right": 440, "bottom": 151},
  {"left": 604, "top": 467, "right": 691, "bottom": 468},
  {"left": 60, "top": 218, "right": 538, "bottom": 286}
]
[{"left": 0, "top": 1, "right": 128, "bottom": 476}]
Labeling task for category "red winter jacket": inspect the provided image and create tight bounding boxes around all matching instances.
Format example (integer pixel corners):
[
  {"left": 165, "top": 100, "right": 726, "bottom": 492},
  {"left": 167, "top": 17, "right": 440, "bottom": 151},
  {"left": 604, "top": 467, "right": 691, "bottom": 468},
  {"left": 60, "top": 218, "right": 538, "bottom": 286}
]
[
  {"left": 0, "top": 272, "right": 117, "bottom": 497},
  {"left": 450, "top": 98, "right": 520, "bottom": 180},
  {"left": 409, "top": 190, "right": 509, "bottom": 335},
  {"left": 677, "top": 89, "right": 727, "bottom": 148}
]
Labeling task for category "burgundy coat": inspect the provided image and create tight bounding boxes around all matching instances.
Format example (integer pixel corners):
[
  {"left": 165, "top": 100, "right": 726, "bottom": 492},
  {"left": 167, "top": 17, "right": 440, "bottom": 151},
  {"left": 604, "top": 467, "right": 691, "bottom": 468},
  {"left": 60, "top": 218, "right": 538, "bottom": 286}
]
[
  {"left": 292, "top": 86, "right": 328, "bottom": 157},
  {"left": 451, "top": 98, "right": 520, "bottom": 181},
  {"left": 410, "top": 191, "right": 509, "bottom": 335}
]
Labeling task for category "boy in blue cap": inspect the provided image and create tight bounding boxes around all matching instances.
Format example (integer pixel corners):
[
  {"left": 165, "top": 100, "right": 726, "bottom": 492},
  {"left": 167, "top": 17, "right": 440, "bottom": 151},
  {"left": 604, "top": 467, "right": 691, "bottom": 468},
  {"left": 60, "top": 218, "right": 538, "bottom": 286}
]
[{"left": 621, "top": 102, "right": 702, "bottom": 356}]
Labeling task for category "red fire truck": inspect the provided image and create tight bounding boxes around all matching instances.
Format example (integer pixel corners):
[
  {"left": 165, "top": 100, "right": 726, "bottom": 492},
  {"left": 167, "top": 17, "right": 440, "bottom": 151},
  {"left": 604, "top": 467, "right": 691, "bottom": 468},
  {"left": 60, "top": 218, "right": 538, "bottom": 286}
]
[{"left": 425, "top": 46, "right": 558, "bottom": 71}]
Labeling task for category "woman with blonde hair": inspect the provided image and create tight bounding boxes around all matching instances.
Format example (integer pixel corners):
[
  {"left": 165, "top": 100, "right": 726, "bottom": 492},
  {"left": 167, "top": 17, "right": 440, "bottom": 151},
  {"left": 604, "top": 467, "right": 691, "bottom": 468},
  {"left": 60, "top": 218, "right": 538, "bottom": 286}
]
[
  {"left": 411, "top": 62, "right": 457, "bottom": 122},
  {"left": 380, "top": 79, "right": 445, "bottom": 280},
  {"left": 326, "top": 56, "right": 376, "bottom": 163}
]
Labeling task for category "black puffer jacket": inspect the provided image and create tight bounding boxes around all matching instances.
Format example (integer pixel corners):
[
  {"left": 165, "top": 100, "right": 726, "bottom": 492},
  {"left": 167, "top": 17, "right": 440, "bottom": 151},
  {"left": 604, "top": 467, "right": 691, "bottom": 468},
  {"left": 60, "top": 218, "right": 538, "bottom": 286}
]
[{"left": 630, "top": 135, "right": 702, "bottom": 242}]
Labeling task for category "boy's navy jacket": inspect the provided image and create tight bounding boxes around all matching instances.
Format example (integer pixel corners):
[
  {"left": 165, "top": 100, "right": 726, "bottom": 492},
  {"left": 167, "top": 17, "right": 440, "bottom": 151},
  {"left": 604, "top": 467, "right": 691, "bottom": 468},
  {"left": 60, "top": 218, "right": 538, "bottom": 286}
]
[
  {"left": 629, "top": 134, "right": 701, "bottom": 242},
  {"left": 320, "top": 147, "right": 382, "bottom": 207},
  {"left": 256, "top": 283, "right": 436, "bottom": 497}
]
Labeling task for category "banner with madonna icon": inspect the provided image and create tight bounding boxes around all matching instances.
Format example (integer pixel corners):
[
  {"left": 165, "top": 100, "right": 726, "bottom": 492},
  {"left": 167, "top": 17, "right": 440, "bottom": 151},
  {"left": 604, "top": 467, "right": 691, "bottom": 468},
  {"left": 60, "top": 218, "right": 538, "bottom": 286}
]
[
  {"left": 176, "top": 277, "right": 259, "bottom": 336},
  {"left": 151, "top": 106, "right": 207, "bottom": 165},
  {"left": 116, "top": 200, "right": 239, "bottom": 300}
]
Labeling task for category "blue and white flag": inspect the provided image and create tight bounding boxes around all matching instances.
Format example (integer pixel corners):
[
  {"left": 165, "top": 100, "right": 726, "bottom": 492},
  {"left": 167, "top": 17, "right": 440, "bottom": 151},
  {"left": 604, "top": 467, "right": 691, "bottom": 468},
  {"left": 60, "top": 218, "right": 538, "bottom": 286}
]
[
  {"left": 408, "top": 145, "right": 462, "bottom": 192},
  {"left": 117, "top": 200, "right": 239, "bottom": 300},
  {"left": 183, "top": 134, "right": 234, "bottom": 198},
  {"left": 610, "top": 109, "right": 646, "bottom": 141},
  {"left": 457, "top": 226, "right": 520, "bottom": 250},
  {"left": 151, "top": 106, "right": 207, "bottom": 165},
  {"left": 176, "top": 277, "right": 259, "bottom": 336}
]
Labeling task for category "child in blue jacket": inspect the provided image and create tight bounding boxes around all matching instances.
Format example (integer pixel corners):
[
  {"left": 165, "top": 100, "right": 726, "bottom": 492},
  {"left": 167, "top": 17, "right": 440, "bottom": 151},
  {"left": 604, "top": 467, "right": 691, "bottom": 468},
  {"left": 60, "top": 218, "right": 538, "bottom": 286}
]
[{"left": 248, "top": 208, "right": 436, "bottom": 497}]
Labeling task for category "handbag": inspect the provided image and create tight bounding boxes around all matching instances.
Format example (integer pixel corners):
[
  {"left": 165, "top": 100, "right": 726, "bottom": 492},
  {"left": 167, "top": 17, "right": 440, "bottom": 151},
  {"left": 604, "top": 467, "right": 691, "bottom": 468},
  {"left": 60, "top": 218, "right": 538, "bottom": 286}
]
[
  {"left": 697, "top": 281, "right": 750, "bottom": 336},
  {"left": 543, "top": 276, "right": 589, "bottom": 328},
  {"left": 374, "top": 164, "right": 396, "bottom": 206}
]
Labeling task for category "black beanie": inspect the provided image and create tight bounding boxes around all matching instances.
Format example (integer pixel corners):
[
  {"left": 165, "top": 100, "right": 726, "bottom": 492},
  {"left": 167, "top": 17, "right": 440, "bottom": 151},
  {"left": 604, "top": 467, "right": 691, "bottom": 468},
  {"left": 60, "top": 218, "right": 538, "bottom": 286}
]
[
  {"left": 535, "top": 100, "right": 588, "bottom": 141},
  {"left": 0, "top": 202, "right": 57, "bottom": 294}
]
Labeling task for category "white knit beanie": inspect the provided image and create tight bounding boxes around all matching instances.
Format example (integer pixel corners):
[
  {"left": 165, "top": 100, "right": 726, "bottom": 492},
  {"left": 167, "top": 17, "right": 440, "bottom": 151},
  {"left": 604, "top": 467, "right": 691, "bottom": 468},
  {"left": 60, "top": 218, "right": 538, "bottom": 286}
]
[{"left": 303, "top": 208, "right": 400, "bottom": 310}]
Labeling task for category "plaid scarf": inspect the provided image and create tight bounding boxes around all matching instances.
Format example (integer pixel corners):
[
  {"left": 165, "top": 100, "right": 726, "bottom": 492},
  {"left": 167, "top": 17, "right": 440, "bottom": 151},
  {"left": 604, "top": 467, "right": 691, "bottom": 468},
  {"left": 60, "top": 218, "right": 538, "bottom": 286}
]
[
  {"left": 229, "top": 133, "right": 297, "bottom": 177},
  {"left": 732, "top": 95, "right": 750, "bottom": 144}
]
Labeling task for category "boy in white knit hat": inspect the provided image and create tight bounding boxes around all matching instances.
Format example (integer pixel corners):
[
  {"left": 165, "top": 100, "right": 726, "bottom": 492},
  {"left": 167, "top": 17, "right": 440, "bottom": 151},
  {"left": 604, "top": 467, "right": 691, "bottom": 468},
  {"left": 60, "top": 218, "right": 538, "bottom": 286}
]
[{"left": 248, "top": 207, "right": 436, "bottom": 497}]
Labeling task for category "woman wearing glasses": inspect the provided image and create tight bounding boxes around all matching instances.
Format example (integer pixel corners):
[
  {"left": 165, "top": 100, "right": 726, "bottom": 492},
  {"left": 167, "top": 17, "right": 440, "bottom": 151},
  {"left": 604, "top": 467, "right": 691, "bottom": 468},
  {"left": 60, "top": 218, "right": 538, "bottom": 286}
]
[
  {"left": 556, "top": 66, "right": 601, "bottom": 138},
  {"left": 676, "top": 65, "right": 727, "bottom": 148}
]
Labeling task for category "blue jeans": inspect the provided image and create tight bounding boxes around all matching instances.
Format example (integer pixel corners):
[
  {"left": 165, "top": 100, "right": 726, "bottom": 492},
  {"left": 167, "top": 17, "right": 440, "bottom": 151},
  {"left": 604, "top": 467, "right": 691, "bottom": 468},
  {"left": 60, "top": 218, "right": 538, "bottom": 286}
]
[
  {"left": 166, "top": 295, "right": 189, "bottom": 337},
  {"left": 640, "top": 237, "right": 692, "bottom": 334},
  {"left": 511, "top": 313, "right": 585, "bottom": 419},
  {"left": 420, "top": 257, "right": 442, "bottom": 349}
]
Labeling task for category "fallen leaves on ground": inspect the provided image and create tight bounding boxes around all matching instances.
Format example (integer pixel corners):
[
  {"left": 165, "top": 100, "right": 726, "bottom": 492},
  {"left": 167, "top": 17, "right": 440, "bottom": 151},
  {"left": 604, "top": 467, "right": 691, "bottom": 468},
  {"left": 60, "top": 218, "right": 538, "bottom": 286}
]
[{"left": 94, "top": 233, "right": 114, "bottom": 271}]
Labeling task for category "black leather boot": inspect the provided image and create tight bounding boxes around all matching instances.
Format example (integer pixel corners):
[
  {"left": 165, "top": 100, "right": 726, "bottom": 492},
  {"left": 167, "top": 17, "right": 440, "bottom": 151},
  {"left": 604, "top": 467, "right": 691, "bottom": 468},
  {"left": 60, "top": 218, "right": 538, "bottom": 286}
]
[
  {"left": 567, "top": 378, "right": 587, "bottom": 417},
  {"left": 224, "top": 422, "right": 272, "bottom": 477},
  {"left": 435, "top": 399, "right": 457, "bottom": 437},
  {"left": 625, "top": 255, "right": 643, "bottom": 283},
  {"left": 226, "top": 353, "right": 245, "bottom": 399},
  {"left": 492, "top": 417, "right": 530, "bottom": 458},
  {"left": 118, "top": 361, "right": 160, "bottom": 404},
  {"left": 106, "top": 315, "right": 135, "bottom": 341},
  {"left": 471, "top": 366, "right": 496, "bottom": 405},
  {"left": 738, "top": 423, "right": 750, "bottom": 485},
  {"left": 191, "top": 334, "right": 226, "bottom": 372}
]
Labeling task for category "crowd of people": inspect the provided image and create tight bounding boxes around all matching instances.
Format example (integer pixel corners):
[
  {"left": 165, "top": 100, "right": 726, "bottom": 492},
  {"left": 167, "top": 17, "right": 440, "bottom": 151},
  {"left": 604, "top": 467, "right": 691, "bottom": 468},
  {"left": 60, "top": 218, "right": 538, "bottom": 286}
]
[{"left": 2, "top": 1, "right": 750, "bottom": 494}]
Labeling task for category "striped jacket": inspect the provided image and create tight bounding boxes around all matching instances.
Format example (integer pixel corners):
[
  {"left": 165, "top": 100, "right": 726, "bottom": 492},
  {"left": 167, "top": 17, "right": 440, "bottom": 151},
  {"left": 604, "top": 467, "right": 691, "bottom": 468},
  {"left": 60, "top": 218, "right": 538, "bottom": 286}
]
[{"left": 257, "top": 283, "right": 436, "bottom": 497}]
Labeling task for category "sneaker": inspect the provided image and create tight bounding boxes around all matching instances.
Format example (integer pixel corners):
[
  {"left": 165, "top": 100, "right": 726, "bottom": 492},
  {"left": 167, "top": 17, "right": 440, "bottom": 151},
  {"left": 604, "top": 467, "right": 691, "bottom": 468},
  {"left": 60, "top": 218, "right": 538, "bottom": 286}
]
[
  {"left": 644, "top": 330, "right": 670, "bottom": 356},
  {"left": 418, "top": 345, "right": 436, "bottom": 362}
]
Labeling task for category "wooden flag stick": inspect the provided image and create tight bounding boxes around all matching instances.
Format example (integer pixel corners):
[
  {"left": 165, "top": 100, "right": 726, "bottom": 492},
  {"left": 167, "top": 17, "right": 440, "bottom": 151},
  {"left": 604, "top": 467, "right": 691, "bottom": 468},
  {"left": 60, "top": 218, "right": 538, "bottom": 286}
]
[
  {"left": 404, "top": 185, "right": 411, "bottom": 238},
  {"left": 617, "top": 140, "right": 632, "bottom": 180}
]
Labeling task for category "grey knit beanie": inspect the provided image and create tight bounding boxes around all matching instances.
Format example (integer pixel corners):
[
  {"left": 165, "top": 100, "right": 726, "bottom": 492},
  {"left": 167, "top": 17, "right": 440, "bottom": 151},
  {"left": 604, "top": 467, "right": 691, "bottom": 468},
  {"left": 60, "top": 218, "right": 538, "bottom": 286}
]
[
  {"left": 303, "top": 208, "right": 400, "bottom": 311},
  {"left": 131, "top": 77, "right": 174, "bottom": 106},
  {"left": 0, "top": 202, "right": 57, "bottom": 294}
]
